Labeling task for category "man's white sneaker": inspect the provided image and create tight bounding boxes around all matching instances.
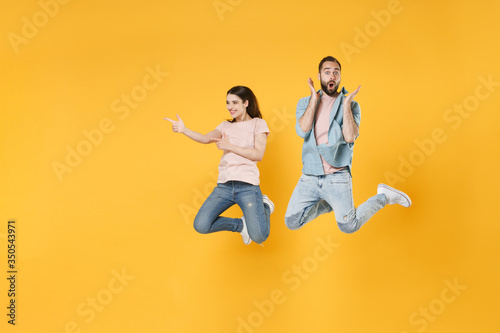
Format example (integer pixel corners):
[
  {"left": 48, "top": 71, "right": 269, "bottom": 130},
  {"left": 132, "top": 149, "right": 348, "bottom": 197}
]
[
  {"left": 262, "top": 194, "right": 275, "bottom": 214},
  {"left": 240, "top": 215, "right": 251, "bottom": 245},
  {"left": 377, "top": 184, "right": 412, "bottom": 207}
]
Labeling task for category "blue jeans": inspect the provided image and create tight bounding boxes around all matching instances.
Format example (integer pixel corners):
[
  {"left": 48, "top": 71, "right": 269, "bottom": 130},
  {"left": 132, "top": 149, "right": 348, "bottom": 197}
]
[
  {"left": 285, "top": 170, "right": 388, "bottom": 233},
  {"left": 194, "top": 181, "right": 271, "bottom": 243}
]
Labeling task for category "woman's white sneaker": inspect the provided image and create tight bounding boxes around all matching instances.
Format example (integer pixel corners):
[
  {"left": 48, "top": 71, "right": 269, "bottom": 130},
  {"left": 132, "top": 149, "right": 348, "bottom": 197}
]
[
  {"left": 240, "top": 215, "right": 251, "bottom": 245},
  {"left": 262, "top": 194, "right": 275, "bottom": 214}
]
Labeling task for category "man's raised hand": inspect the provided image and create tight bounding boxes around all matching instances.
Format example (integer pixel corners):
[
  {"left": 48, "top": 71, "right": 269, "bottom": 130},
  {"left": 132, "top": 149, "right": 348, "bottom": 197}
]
[
  {"left": 308, "top": 78, "right": 319, "bottom": 98},
  {"left": 344, "top": 85, "right": 361, "bottom": 105}
]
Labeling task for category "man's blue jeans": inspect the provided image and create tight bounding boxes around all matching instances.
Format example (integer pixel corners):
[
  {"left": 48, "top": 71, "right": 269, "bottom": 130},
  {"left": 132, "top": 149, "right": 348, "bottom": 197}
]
[
  {"left": 194, "top": 181, "right": 271, "bottom": 243},
  {"left": 285, "top": 170, "right": 388, "bottom": 233}
]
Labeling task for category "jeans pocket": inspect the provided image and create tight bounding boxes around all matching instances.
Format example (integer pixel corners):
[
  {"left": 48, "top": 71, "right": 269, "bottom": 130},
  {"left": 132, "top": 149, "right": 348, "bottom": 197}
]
[
  {"left": 328, "top": 173, "right": 349, "bottom": 185},
  {"left": 299, "top": 175, "right": 312, "bottom": 183}
]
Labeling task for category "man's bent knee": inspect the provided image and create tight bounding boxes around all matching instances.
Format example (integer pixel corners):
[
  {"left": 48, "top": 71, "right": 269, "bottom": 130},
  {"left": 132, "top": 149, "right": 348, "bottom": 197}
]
[
  {"left": 285, "top": 213, "right": 303, "bottom": 230},
  {"left": 337, "top": 220, "right": 359, "bottom": 234}
]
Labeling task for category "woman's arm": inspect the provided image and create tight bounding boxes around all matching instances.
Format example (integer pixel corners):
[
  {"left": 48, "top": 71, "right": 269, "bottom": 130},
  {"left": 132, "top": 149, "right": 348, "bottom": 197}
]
[
  {"left": 213, "top": 132, "right": 267, "bottom": 161},
  {"left": 165, "top": 114, "right": 222, "bottom": 144}
]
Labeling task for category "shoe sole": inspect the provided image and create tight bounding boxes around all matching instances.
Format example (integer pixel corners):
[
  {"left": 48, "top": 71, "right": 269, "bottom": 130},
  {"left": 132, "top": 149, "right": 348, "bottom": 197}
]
[{"left": 378, "top": 183, "right": 412, "bottom": 207}]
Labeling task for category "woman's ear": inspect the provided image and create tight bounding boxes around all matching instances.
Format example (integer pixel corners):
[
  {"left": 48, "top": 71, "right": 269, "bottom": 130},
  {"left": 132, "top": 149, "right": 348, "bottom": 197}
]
[{"left": 243, "top": 100, "right": 249, "bottom": 108}]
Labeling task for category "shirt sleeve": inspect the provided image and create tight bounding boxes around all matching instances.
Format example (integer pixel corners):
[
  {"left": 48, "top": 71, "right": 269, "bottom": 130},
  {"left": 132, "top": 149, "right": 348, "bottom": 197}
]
[
  {"left": 255, "top": 119, "right": 270, "bottom": 137},
  {"left": 295, "top": 96, "right": 311, "bottom": 138},
  {"left": 215, "top": 121, "right": 226, "bottom": 135},
  {"left": 351, "top": 101, "right": 361, "bottom": 127}
]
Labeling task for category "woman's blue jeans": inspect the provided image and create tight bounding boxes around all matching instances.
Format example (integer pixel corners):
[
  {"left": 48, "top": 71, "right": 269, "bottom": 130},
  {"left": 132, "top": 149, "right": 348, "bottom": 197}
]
[{"left": 194, "top": 181, "right": 271, "bottom": 243}]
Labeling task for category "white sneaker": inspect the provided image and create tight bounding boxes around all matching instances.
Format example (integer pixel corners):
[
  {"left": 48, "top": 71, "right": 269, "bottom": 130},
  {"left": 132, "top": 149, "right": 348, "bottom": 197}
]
[
  {"left": 262, "top": 194, "right": 275, "bottom": 214},
  {"left": 377, "top": 184, "right": 412, "bottom": 207},
  {"left": 240, "top": 215, "right": 251, "bottom": 245}
]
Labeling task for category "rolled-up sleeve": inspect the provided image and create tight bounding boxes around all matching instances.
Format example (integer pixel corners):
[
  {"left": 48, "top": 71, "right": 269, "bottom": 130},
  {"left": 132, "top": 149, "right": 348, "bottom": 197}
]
[
  {"left": 351, "top": 100, "right": 361, "bottom": 127},
  {"left": 295, "top": 97, "right": 311, "bottom": 138}
]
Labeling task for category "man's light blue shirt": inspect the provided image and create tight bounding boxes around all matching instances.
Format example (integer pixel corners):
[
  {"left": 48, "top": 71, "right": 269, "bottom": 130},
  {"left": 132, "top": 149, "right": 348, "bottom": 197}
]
[{"left": 295, "top": 87, "right": 361, "bottom": 176}]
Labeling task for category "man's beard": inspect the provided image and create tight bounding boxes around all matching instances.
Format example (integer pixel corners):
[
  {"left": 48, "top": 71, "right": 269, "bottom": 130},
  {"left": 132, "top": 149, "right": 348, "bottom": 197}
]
[{"left": 321, "top": 80, "right": 339, "bottom": 97}]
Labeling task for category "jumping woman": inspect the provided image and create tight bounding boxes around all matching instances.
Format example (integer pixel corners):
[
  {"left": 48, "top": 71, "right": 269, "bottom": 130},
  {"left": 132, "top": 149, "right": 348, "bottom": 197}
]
[{"left": 165, "top": 86, "right": 274, "bottom": 245}]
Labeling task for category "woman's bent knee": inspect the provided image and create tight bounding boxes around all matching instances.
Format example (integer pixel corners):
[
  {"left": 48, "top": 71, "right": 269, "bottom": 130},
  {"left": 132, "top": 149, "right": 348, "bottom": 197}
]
[
  {"left": 252, "top": 233, "right": 269, "bottom": 244},
  {"left": 193, "top": 217, "right": 210, "bottom": 234}
]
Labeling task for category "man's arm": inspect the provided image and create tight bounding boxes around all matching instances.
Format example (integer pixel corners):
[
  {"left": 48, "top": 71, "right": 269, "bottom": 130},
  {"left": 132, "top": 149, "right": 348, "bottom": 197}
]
[
  {"left": 298, "top": 78, "right": 320, "bottom": 134},
  {"left": 342, "top": 86, "right": 361, "bottom": 143}
]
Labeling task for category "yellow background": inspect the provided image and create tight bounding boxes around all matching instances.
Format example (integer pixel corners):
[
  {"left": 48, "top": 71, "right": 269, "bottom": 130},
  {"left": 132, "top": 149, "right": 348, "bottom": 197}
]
[{"left": 1, "top": 0, "right": 499, "bottom": 332}]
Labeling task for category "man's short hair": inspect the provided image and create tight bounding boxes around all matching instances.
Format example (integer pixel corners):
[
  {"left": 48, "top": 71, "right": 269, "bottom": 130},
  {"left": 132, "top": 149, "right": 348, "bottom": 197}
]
[{"left": 319, "top": 56, "right": 341, "bottom": 73}]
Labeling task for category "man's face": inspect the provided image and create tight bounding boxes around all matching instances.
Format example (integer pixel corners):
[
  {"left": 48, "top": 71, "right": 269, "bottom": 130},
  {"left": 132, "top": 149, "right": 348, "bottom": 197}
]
[{"left": 318, "top": 61, "right": 341, "bottom": 97}]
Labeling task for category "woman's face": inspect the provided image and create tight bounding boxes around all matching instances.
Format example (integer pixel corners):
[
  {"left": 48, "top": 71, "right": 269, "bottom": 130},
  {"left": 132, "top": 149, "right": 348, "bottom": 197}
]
[{"left": 226, "top": 94, "right": 249, "bottom": 121}]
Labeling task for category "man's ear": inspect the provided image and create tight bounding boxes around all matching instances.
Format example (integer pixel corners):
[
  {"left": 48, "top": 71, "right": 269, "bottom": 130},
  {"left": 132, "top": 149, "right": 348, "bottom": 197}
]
[{"left": 317, "top": 73, "right": 321, "bottom": 81}]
